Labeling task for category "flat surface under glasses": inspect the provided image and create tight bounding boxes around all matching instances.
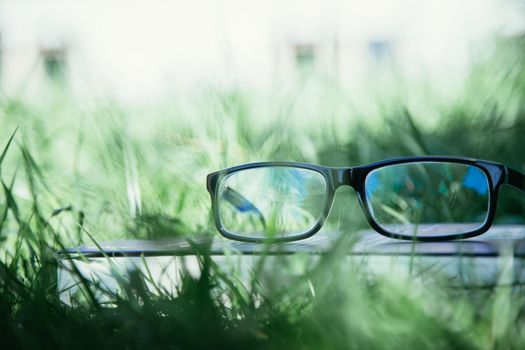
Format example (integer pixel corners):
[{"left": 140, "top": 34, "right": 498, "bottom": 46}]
[{"left": 66, "top": 225, "right": 525, "bottom": 258}]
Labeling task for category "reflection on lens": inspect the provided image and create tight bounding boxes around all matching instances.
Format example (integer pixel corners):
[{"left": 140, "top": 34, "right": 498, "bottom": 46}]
[
  {"left": 217, "top": 167, "right": 327, "bottom": 239},
  {"left": 365, "top": 162, "right": 490, "bottom": 238}
]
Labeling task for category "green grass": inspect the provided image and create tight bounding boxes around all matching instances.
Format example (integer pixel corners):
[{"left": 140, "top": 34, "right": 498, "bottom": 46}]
[{"left": 0, "top": 36, "right": 525, "bottom": 349}]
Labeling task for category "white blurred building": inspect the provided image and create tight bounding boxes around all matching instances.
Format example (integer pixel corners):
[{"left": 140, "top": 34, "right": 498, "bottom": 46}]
[{"left": 0, "top": 0, "right": 523, "bottom": 100}]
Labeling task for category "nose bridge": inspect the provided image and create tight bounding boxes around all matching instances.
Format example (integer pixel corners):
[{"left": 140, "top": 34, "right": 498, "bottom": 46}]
[{"left": 334, "top": 167, "right": 353, "bottom": 188}]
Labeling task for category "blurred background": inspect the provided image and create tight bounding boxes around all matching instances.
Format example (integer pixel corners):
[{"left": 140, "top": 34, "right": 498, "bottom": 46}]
[
  {"left": 1, "top": 0, "right": 523, "bottom": 100},
  {"left": 0, "top": 0, "right": 524, "bottom": 243}
]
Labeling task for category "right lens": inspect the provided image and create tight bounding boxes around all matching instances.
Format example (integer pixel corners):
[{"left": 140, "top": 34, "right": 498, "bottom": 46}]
[
  {"left": 364, "top": 162, "right": 490, "bottom": 238},
  {"left": 216, "top": 166, "right": 328, "bottom": 240}
]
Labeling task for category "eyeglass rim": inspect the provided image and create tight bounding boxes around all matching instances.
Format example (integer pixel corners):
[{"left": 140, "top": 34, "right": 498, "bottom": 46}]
[{"left": 207, "top": 156, "right": 522, "bottom": 243}]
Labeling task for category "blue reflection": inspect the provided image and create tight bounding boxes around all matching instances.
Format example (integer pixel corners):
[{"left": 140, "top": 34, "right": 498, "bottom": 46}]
[
  {"left": 462, "top": 167, "right": 488, "bottom": 195},
  {"left": 222, "top": 186, "right": 267, "bottom": 228},
  {"left": 366, "top": 168, "right": 407, "bottom": 198},
  {"left": 268, "top": 168, "right": 310, "bottom": 202},
  {"left": 222, "top": 187, "right": 258, "bottom": 213},
  {"left": 366, "top": 172, "right": 380, "bottom": 197},
  {"left": 290, "top": 169, "right": 306, "bottom": 186}
]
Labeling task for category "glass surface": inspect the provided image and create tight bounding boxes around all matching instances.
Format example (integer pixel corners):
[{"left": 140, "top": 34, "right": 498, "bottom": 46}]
[
  {"left": 217, "top": 167, "right": 327, "bottom": 239},
  {"left": 364, "top": 162, "right": 490, "bottom": 238}
]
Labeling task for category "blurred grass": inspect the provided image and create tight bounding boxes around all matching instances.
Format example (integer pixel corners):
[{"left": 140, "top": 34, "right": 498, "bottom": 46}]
[{"left": 0, "top": 34, "right": 524, "bottom": 348}]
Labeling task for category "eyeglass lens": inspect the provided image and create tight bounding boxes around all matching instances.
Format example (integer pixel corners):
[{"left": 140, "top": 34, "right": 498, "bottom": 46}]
[
  {"left": 364, "top": 162, "right": 490, "bottom": 238},
  {"left": 217, "top": 167, "right": 327, "bottom": 239}
]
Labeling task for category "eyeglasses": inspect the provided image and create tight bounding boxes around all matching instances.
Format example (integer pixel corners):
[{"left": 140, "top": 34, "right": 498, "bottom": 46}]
[{"left": 206, "top": 156, "right": 525, "bottom": 242}]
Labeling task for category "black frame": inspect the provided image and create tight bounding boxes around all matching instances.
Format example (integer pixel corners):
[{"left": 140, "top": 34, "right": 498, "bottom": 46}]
[{"left": 207, "top": 156, "right": 525, "bottom": 243}]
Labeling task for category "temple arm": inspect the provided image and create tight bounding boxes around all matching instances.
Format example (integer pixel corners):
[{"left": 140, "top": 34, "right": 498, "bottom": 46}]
[
  {"left": 222, "top": 186, "right": 267, "bottom": 228},
  {"left": 506, "top": 167, "right": 525, "bottom": 193}
]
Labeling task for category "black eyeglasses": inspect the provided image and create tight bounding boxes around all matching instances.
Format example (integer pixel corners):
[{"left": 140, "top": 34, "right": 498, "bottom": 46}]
[{"left": 206, "top": 156, "right": 525, "bottom": 242}]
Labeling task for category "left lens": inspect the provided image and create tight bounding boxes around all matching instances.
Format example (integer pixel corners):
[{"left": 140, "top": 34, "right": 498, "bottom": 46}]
[
  {"left": 216, "top": 166, "right": 327, "bottom": 240},
  {"left": 364, "top": 162, "right": 490, "bottom": 238}
]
